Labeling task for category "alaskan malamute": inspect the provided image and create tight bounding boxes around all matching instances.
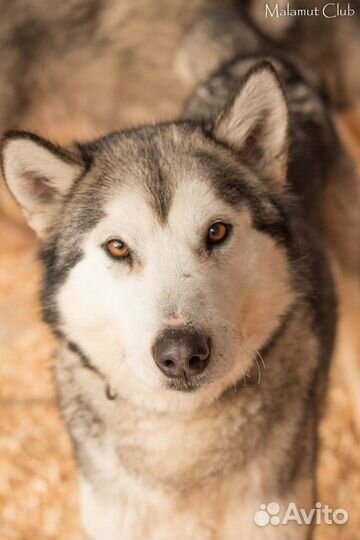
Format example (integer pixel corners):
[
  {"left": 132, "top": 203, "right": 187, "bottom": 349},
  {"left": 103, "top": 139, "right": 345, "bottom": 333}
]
[{"left": 1, "top": 6, "right": 359, "bottom": 540}]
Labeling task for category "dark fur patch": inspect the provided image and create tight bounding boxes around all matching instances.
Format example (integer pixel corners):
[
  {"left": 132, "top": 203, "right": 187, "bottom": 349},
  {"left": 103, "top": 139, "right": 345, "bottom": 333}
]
[{"left": 40, "top": 242, "right": 84, "bottom": 326}]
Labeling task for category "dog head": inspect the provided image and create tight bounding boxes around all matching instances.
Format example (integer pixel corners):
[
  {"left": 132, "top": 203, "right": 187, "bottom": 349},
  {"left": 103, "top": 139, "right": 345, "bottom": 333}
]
[{"left": 1, "top": 63, "right": 298, "bottom": 412}]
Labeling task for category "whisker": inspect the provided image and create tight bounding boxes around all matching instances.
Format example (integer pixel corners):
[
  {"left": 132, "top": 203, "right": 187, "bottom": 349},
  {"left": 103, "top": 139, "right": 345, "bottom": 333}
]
[
  {"left": 214, "top": 315, "right": 243, "bottom": 340},
  {"left": 255, "top": 357, "right": 261, "bottom": 384},
  {"left": 254, "top": 348, "right": 266, "bottom": 370}
]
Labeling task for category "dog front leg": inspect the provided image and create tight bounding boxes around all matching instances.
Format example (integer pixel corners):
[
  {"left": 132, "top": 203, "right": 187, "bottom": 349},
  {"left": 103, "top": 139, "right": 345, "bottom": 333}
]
[{"left": 79, "top": 475, "right": 129, "bottom": 540}]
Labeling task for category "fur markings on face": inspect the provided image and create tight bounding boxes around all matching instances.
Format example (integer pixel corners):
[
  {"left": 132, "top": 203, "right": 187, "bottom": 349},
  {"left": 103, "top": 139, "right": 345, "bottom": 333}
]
[{"left": 1, "top": 63, "right": 298, "bottom": 411}]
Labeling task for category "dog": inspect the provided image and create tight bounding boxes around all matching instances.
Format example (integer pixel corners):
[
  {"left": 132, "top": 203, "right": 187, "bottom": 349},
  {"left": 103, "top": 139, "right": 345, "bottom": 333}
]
[{"left": 1, "top": 4, "right": 359, "bottom": 540}]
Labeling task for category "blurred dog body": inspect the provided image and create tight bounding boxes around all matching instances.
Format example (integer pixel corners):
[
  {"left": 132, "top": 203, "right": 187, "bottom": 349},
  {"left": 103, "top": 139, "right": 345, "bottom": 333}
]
[
  {"left": 1, "top": 2, "right": 360, "bottom": 540},
  {"left": 0, "top": 0, "right": 359, "bottom": 134}
]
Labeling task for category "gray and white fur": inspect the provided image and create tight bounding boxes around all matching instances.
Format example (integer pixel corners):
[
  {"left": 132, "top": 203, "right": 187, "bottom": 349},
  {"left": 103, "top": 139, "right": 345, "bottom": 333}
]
[{"left": 2, "top": 5, "right": 359, "bottom": 540}]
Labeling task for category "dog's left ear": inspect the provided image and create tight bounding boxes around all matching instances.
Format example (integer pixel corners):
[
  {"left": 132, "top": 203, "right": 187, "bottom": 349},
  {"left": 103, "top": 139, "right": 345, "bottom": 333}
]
[
  {"left": 212, "top": 62, "right": 289, "bottom": 188},
  {"left": 1, "top": 132, "right": 84, "bottom": 237}
]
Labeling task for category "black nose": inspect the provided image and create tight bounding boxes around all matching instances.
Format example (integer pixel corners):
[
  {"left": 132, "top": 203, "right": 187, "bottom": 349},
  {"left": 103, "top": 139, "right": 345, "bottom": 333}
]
[{"left": 152, "top": 329, "right": 210, "bottom": 379}]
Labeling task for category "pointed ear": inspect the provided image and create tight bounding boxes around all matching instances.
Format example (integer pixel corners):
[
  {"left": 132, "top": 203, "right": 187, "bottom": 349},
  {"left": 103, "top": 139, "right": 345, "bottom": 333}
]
[
  {"left": 212, "top": 62, "right": 289, "bottom": 188},
  {"left": 1, "top": 132, "right": 84, "bottom": 237}
]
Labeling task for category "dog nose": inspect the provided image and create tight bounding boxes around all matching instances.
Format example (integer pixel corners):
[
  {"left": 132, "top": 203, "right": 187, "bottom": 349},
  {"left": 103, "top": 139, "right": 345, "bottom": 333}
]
[{"left": 152, "top": 329, "right": 210, "bottom": 379}]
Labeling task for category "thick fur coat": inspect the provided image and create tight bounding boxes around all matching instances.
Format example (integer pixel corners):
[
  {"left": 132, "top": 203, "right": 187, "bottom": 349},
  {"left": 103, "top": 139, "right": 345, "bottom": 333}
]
[{"left": 1, "top": 2, "right": 360, "bottom": 539}]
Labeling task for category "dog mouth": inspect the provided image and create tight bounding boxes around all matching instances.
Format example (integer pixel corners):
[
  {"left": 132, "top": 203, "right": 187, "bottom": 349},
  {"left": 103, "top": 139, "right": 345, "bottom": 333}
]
[{"left": 163, "top": 375, "right": 208, "bottom": 393}]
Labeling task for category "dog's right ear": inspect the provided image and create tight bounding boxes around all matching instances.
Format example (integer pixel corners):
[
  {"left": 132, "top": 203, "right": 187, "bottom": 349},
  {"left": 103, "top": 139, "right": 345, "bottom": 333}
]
[{"left": 1, "top": 132, "right": 84, "bottom": 237}]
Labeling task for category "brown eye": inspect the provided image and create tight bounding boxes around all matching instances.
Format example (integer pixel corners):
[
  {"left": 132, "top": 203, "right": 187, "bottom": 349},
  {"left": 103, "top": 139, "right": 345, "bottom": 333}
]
[
  {"left": 206, "top": 222, "right": 231, "bottom": 248},
  {"left": 105, "top": 239, "right": 130, "bottom": 259}
]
